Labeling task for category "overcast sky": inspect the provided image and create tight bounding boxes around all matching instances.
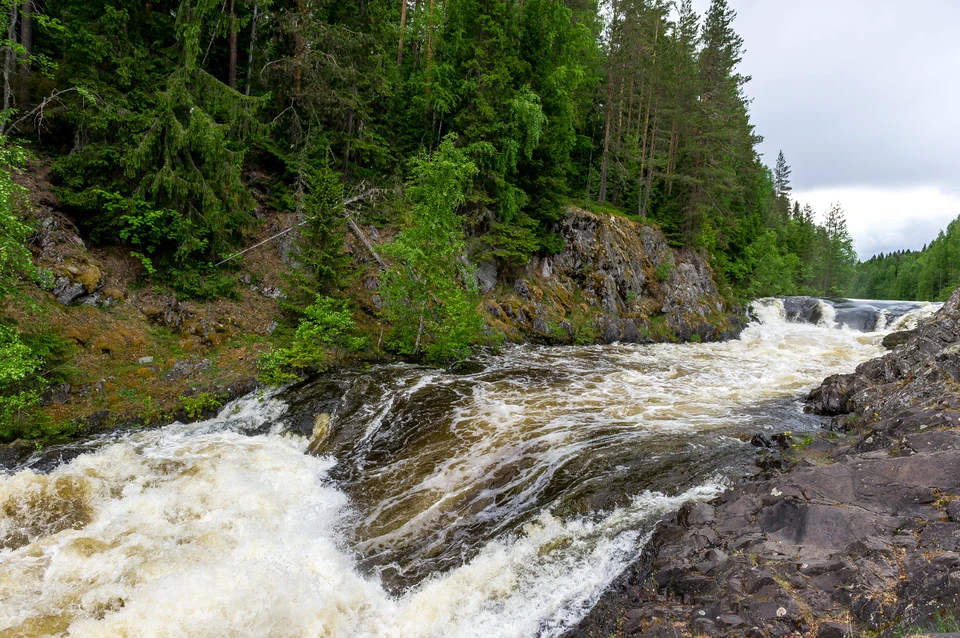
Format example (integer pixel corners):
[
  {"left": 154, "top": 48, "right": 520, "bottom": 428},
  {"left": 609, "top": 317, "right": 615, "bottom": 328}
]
[{"left": 690, "top": 0, "right": 960, "bottom": 259}]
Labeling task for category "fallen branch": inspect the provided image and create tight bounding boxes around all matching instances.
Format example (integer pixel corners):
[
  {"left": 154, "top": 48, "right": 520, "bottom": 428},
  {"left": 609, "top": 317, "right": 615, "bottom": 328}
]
[
  {"left": 214, "top": 186, "right": 384, "bottom": 267},
  {"left": 6, "top": 86, "right": 86, "bottom": 135}
]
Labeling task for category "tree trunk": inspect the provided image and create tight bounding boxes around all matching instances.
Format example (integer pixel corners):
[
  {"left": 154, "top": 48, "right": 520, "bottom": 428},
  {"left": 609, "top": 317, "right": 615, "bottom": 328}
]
[
  {"left": 597, "top": 0, "right": 618, "bottom": 204},
  {"left": 18, "top": 0, "right": 29, "bottom": 109},
  {"left": 293, "top": 0, "right": 306, "bottom": 99},
  {"left": 227, "top": 0, "right": 237, "bottom": 88},
  {"left": 244, "top": 2, "right": 259, "bottom": 96},
  {"left": 640, "top": 114, "right": 659, "bottom": 218},
  {"left": 343, "top": 74, "right": 357, "bottom": 174},
  {"left": 397, "top": 0, "right": 408, "bottom": 71},
  {"left": 2, "top": 1, "right": 18, "bottom": 130},
  {"left": 425, "top": 0, "right": 435, "bottom": 104}
]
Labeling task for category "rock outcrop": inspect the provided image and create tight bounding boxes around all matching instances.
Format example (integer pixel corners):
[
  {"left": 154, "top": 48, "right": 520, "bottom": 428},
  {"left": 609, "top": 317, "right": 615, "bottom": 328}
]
[
  {"left": 485, "top": 208, "right": 744, "bottom": 344},
  {"left": 567, "top": 288, "right": 960, "bottom": 637}
]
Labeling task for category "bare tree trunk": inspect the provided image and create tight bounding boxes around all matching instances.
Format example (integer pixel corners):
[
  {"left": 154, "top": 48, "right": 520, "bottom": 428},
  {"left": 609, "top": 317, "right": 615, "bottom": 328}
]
[
  {"left": 397, "top": 0, "right": 408, "bottom": 71},
  {"left": 18, "top": 0, "right": 29, "bottom": 109},
  {"left": 244, "top": 2, "right": 259, "bottom": 96},
  {"left": 640, "top": 115, "right": 659, "bottom": 218},
  {"left": 227, "top": 0, "right": 237, "bottom": 88},
  {"left": 598, "top": 0, "right": 618, "bottom": 204},
  {"left": 343, "top": 75, "right": 356, "bottom": 174}
]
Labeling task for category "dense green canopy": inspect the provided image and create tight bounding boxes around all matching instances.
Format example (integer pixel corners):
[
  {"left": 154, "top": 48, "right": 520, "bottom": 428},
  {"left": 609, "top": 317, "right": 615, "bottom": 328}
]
[{"left": 0, "top": 0, "right": 858, "bottom": 301}]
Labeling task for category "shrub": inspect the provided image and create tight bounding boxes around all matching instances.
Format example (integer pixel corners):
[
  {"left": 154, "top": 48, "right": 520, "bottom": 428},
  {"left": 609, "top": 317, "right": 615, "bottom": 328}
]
[{"left": 259, "top": 296, "right": 365, "bottom": 384}]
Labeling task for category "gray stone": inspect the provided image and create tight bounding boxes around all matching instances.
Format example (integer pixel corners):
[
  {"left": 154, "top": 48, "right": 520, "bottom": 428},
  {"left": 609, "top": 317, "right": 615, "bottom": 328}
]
[
  {"left": 947, "top": 500, "right": 960, "bottom": 523},
  {"left": 40, "top": 383, "right": 70, "bottom": 406},
  {"left": 138, "top": 356, "right": 154, "bottom": 364},
  {"left": 52, "top": 276, "right": 86, "bottom": 305},
  {"left": 164, "top": 360, "right": 196, "bottom": 381},
  {"left": 475, "top": 262, "right": 497, "bottom": 293},
  {"left": 817, "top": 622, "right": 853, "bottom": 638},
  {"left": 514, "top": 278, "right": 531, "bottom": 300}
]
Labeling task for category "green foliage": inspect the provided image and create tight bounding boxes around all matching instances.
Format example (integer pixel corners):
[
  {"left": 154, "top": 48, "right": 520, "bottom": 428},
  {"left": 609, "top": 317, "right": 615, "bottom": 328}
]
[
  {"left": 0, "top": 138, "right": 33, "bottom": 299},
  {"left": 380, "top": 136, "right": 486, "bottom": 362},
  {"left": 180, "top": 392, "right": 223, "bottom": 420},
  {"left": 259, "top": 295, "right": 365, "bottom": 385},
  {"left": 0, "top": 323, "right": 76, "bottom": 441},
  {"left": 0, "top": 324, "right": 42, "bottom": 439},
  {"left": 849, "top": 214, "right": 960, "bottom": 302},
  {"left": 656, "top": 253, "right": 675, "bottom": 282},
  {"left": 281, "top": 161, "right": 349, "bottom": 310}
]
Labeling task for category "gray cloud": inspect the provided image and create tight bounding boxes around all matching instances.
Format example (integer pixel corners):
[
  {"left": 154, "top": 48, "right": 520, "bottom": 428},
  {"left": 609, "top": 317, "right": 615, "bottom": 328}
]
[
  {"left": 692, "top": 0, "right": 960, "bottom": 192},
  {"left": 687, "top": 0, "right": 960, "bottom": 257}
]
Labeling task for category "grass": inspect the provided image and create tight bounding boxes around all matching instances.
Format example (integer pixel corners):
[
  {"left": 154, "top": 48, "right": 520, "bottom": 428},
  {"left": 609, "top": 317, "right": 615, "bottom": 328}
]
[{"left": 883, "top": 614, "right": 960, "bottom": 637}]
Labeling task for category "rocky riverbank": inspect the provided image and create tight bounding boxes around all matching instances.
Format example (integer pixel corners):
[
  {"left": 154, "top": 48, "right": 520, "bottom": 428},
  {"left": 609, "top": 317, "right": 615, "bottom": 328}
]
[{"left": 567, "top": 288, "right": 960, "bottom": 637}]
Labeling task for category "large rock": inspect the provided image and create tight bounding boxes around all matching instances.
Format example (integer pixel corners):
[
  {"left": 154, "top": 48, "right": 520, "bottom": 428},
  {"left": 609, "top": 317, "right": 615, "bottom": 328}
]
[
  {"left": 486, "top": 208, "right": 743, "bottom": 345},
  {"left": 567, "top": 286, "right": 960, "bottom": 637},
  {"left": 808, "top": 287, "right": 960, "bottom": 422}
]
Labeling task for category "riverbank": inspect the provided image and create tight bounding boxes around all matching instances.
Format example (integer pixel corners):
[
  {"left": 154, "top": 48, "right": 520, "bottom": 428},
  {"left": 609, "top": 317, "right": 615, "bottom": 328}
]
[
  {"left": 567, "top": 288, "right": 960, "bottom": 637},
  {"left": 3, "top": 159, "right": 743, "bottom": 447}
]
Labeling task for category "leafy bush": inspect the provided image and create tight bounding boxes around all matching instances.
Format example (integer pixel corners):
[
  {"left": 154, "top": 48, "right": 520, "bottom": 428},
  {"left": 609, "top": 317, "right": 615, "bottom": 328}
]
[
  {"left": 0, "top": 139, "right": 32, "bottom": 298},
  {"left": 0, "top": 325, "right": 43, "bottom": 440},
  {"left": 181, "top": 392, "right": 224, "bottom": 420},
  {"left": 656, "top": 253, "right": 675, "bottom": 282},
  {"left": 259, "top": 296, "right": 365, "bottom": 384}
]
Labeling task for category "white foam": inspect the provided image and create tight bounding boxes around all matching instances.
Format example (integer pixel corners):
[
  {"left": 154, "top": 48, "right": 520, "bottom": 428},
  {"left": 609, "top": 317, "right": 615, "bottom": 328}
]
[{"left": 0, "top": 409, "right": 721, "bottom": 637}]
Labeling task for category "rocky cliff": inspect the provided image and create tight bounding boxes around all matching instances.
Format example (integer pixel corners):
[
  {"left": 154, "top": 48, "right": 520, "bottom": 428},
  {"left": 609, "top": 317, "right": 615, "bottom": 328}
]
[
  {"left": 567, "top": 288, "right": 960, "bottom": 637},
  {"left": 483, "top": 207, "right": 743, "bottom": 345}
]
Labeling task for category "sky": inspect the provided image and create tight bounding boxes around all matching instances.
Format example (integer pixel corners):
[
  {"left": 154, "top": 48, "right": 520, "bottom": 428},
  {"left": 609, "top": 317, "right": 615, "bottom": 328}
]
[{"left": 690, "top": 0, "right": 960, "bottom": 260}]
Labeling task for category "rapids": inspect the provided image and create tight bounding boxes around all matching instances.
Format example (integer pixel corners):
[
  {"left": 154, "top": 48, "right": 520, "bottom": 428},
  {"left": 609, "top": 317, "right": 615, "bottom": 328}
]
[{"left": 0, "top": 299, "right": 940, "bottom": 637}]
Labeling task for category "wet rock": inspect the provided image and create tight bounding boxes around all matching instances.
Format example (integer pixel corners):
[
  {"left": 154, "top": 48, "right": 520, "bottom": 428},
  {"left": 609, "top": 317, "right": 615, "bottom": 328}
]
[
  {"left": 882, "top": 328, "right": 918, "bottom": 350},
  {"left": 750, "top": 433, "right": 773, "bottom": 447},
  {"left": 569, "top": 286, "right": 960, "bottom": 638},
  {"left": 781, "top": 296, "right": 824, "bottom": 325}
]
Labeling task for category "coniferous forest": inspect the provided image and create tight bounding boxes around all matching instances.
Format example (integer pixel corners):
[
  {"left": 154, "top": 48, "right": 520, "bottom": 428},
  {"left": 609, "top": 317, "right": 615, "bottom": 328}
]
[
  {"left": 0, "top": 0, "right": 933, "bottom": 436},
  {"left": 0, "top": 0, "right": 859, "bottom": 300}
]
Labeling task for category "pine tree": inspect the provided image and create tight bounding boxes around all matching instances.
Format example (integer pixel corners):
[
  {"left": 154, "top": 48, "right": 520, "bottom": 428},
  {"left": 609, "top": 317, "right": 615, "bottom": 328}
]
[{"left": 774, "top": 150, "right": 792, "bottom": 198}]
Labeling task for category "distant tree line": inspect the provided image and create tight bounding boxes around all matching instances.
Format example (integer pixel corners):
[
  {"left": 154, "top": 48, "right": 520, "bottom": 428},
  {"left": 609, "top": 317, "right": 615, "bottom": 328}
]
[{"left": 848, "top": 218, "right": 960, "bottom": 301}]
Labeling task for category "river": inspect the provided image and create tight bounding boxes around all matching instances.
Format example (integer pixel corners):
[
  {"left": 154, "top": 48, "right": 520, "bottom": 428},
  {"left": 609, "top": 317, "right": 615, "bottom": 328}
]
[{"left": 0, "top": 298, "right": 940, "bottom": 637}]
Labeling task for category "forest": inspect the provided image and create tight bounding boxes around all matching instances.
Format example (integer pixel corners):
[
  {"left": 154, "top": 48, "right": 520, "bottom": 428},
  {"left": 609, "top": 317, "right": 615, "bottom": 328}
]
[
  {"left": 847, "top": 217, "right": 960, "bottom": 302},
  {"left": 0, "top": 0, "right": 873, "bottom": 434},
  {"left": 0, "top": 0, "right": 860, "bottom": 297}
]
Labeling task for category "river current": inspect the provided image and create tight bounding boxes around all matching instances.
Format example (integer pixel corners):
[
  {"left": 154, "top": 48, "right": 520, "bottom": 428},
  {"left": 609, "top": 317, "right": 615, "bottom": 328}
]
[{"left": 0, "top": 298, "right": 940, "bottom": 637}]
